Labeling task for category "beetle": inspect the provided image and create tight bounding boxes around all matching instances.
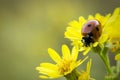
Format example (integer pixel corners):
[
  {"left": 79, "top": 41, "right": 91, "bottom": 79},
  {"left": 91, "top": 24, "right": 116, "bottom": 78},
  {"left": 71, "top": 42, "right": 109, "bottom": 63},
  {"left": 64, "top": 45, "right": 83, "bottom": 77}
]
[{"left": 81, "top": 20, "right": 102, "bottom": 47}]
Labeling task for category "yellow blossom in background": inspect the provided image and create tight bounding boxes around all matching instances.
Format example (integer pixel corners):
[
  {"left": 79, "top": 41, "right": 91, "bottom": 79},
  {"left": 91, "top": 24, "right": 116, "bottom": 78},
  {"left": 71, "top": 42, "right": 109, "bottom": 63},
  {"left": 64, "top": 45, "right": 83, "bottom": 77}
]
[
  {"left": 115, "top": 54, "right": 120, "bottom": 60},
  {"left": 104, "top": 8, "right": 120, "bottom": 38},
  {"left": 78, "top": 59, "right": 94, "bottom": 80},
  {"left": 65, "top": 9, "right": 110, "bottom": 55},
  {"left": 109, "top": 38, "right": 120, "bottom": 53},
  {"left": 36, "top": 44, "right": 88, "bottom": 78},
  {"left": 104, "top": 8, "right": 120, "bottom": 53}
]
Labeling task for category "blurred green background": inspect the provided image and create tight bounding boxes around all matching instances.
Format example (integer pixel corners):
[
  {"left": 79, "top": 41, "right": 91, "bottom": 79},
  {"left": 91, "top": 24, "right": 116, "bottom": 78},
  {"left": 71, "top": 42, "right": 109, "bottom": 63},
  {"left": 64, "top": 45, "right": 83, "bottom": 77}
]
[{"left": 0, "top": 0, "right": 120, "bottom": 80}]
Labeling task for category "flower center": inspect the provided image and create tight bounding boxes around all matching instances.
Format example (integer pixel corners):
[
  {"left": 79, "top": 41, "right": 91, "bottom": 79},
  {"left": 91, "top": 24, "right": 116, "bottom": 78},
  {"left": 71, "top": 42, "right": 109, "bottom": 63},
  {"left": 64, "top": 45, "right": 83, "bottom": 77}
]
[
  {"left": 57, "top": 59, "right": 73, "bottom": 75},
  {"left": 111, "top": 40, "right": 120, "bottom": 52}
]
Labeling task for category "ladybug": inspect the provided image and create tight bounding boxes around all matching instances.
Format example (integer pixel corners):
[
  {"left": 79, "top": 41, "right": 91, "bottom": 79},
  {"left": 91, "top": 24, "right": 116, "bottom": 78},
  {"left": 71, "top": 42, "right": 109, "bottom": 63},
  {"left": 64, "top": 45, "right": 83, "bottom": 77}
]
[{"left": 81, "top": 20, "right": 102, "bottom": 47}]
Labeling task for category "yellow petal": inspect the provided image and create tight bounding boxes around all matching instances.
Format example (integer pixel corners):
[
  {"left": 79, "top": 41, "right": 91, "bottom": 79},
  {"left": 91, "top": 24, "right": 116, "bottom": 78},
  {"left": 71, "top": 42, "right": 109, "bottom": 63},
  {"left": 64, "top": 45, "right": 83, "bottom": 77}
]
[
  {"left": 115, "top": 54, "right": 120, "bottom": 60},
  {"left": 36, "top": 67, "right": 61, "bottom": 78},
  {"left": 79, "top": 16, "right": 86, "bottom": 27},
  {"left": 40, "top": 63, "right": 57, "bottom": 70},
  {"left": 79, "top": 47, "right": 85, "bottom": 51},
  {"left": 68, "top": 20, "right": 81, "bottom": 29},
  {"left": 88, "top": 15, "right": 94, "bottom": 20},
  {"left": 39, "top": 75, "right": 60, "bottom": 79},
  {"left": 99, "top": 34, "right": 108, "bottom": 44},
  {"left": 95, "top": 13, "right": 103, "bottom": 20},
  {"left": 83, "top": 48, "right": 91, "bottom": 55},
  {"left": 36, "top": 67, "right": 55, "bottom": 74},
  {"left": 48, "top": 48, "right": 61, "bottom": 63},
  {"left": 112, "top": 7, "right": 120, "bottom": 19},
  {"left": 79, "top": 16, "right": 86, "bottom": 22},
  {"left": 76, "top": 56, "right": 88, "bottom": 67},
  {"left": 102, "top": 13, "right": 111, "bottom": 26},
  {"left": 65, "top": 27, "right": 81, "bottom": 40},
  {"left": 86, "top": 59, "right": 92, "bottom": 74},
  {"left": 39, "top": 75, "right": 48, "bottom": 78},
  {"left": 93, "top": 42, "right": 99, "bottom": 47},
  {"left": 71, "top": 46, "right": 78, "bottom": 61},
  {"left": 62, "top": 44, "right": 71, "bottom": 59}
]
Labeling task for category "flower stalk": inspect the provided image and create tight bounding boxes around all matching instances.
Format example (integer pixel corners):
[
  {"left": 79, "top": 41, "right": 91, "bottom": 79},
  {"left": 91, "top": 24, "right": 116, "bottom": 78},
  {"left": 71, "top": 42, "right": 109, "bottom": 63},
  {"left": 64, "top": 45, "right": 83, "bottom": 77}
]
[
  {"left": 99, "top": 47, "right": 112, "bottom": 75},
  {"left": 99, "top": 52, "right": 112, "bottom": 74},
  {"left": 98, "top": 47, "right": 119, "bottom": 80},
  {"left": 117, "top": 61, "right": 120, "bottom": 73}
]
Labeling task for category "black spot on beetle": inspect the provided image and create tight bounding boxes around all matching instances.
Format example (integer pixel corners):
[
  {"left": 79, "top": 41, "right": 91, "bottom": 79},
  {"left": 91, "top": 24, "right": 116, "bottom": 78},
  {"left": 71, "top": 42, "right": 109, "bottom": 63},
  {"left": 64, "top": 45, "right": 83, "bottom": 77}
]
[
  {"left": 88, "top": 24, "right": 91, "bottom": 27},
  {"left": 96, "top": 27, "right": 99, "bottom": 31}
]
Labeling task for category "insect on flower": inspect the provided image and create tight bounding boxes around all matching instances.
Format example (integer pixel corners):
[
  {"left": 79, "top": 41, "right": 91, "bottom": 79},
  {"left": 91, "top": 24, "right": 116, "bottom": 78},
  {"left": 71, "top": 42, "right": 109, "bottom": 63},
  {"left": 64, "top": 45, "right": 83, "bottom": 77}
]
[{"left": 81, "top": 20, "right": 102, "bottom": 47}]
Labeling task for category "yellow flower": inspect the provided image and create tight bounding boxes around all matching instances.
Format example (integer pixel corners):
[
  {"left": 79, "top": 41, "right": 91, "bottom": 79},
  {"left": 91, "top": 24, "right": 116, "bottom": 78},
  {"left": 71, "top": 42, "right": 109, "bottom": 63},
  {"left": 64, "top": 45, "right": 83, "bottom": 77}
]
[
  {"left": 36, "top": 44, "right": 88, "bottom": 78},
  {"left": 109, "top": 38, "right": 120, "bottom": 52},
  {"left": 65, "top": 13, "right": 110, "bottom": 55},
  {"left": 65, "top": 7, "right": 120, "bottom": 55},
  {"left": 115, "top": 54, "right": 120, "bottom": 60},
  {"left": 78, "top": 59, "right": 93, "bottom": 80},
  {"left": 104, "top": 8, "right": 120, "bottom": 53}
]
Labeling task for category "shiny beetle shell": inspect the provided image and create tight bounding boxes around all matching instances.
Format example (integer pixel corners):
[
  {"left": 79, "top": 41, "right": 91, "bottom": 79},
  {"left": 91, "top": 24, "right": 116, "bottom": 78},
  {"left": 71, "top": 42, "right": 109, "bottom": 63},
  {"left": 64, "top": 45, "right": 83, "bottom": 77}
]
[{"left": 81, "top": 20, "right": 102, "bottom": 46}]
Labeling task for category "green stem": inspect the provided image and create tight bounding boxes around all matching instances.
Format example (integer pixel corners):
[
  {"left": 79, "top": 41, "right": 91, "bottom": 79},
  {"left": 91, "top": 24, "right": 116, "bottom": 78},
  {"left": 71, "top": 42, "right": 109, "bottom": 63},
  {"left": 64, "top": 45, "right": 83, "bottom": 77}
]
[
  {"left": 95, "top": 46, "right": 112, "bottom": 75},
  {"left": 99, "top": 53, "right": 112, "bottom": 75},
  {"left": 98, "top": 47, "right": 119, "bottom": 80},
  {"left": 116, "top": 61, "right": 120, "bottom": 80},
  {"left": 117, "top": 60, "right": 120, "bottom": 73},
  {"left": 93, "top": 44, "right": 120, "bottom": 79}
]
